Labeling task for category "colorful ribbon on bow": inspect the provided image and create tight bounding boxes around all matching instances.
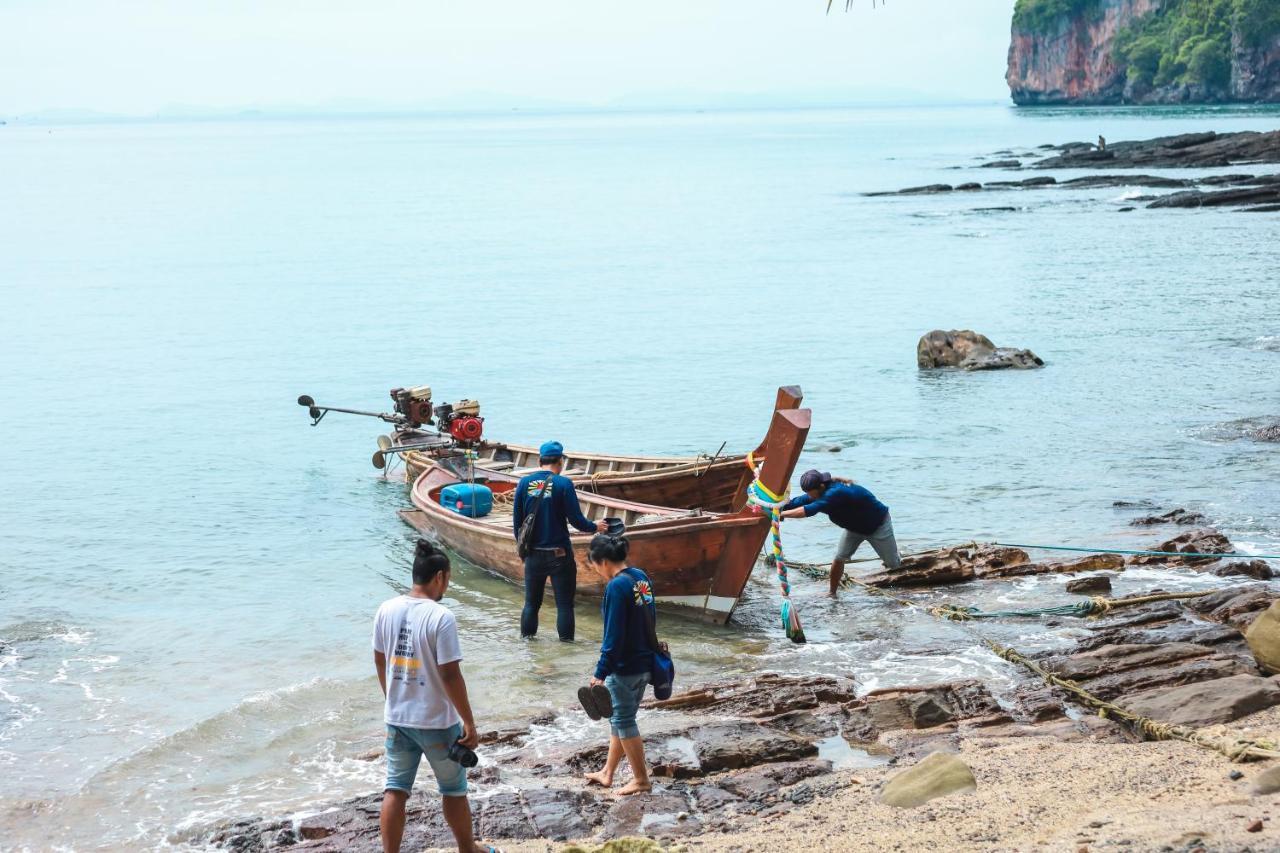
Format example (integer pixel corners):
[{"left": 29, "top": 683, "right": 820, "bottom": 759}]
[{"left": 744, "top": 454, "right": 805, "bottom": 644}]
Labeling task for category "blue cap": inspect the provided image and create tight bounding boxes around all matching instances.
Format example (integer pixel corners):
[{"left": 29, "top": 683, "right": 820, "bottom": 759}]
[{"left": 539, "top": 440, "right": 564, "bottom": 460}]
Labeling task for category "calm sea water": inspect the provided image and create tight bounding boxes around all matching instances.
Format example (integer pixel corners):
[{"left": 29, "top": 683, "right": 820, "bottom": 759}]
[{"left": 2, "top": 103, "right": 1278, "bottom": 849}]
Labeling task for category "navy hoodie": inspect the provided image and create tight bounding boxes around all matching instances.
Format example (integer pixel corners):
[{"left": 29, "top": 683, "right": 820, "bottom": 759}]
[
  {"left": 594, "top": 568, "right": 656, "bottom": 681},
  {"left": 512, "top": 470, "right": 597, "bottom": 551},
  {"left": 783, "top": 482, "right": 889, "bottom": 536}
]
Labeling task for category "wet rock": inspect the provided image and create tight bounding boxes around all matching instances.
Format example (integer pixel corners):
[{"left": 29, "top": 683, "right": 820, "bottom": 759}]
[
  {"left": 1123, "top": 674, "right": 1280, "bottom": 727},
  {"left": 480, "top": 723, "right": 531, "bottom": 746},
  {"left": 955, "top": 182, "right": 982, "bottom": 191},
  {"left": 1150, "top": 186, "right": 1280, "bottom": 210},
  {"left": 1214, "top": 560, "right": 1274, "bottom": 581},
  {"left": 646, "top": 673, "right": 856, "bottom": 719},
  {"left": 1081, "top": 656, "right": 1252, "bottom": 702},
  {"left": 1036, "top": 131, "right": 1280, "bottom": 170},
  {"left": 916, "top": 329, "right": 1043, "bottom": 371},
  {"left": 1254, "top": 424, "right": 1280, "bottom": 442},
  {"left": 716, "top": 759, "right": 833, "bottom": 800},
  {"left": 843, "top": 682, "right": 1003, "bottom": 742},
  {"left": 477, "top": 791, "right": 540, "bottom": 840},
  {"left": 1252, "top": 765, "right": 1280, "bottom": 795},
  {"left": 866, "top": 543, "right": 1030, "bottom": 588},
  {"left": 1061, "top": 174, "right": 1191, "bottom": 190},
  {"left": 1126, "top": 528, "right": 1235, "bottom": 566},
  {"left": 1065, "top": 574, "right": 1114, "bottom": 595},
  {"left": 1008, "top": 686, "right": 1067, "bottom": 722},
  {"left": 1246, "top": 600, "right": 1280, "bottom": 674},
  {"left": 1129, "top": 508, "right": 1208, "bottom": 527},
  {"left": 524, "top": 788, "right": 607, "bottom": 840},
  {"left": 693, "top": 722, "right": 818, "bottom": 773},
  {"left": 1043, "top": 643, "right": 1213, "bottom": 682},
  {"left": 1073, "top": 620, "right": 1240, "bottom": 653},
  {"left": 1198, "top": 588, "right": 1275, "bottom": 631},
  {"left": 878, "top": 751, "right": 976, "bottom": 808},
  {"left": 981, "top": 159, "right": 1022, "bottom": 168},
  {"left": 983, "top": 553, "right": 1126, "bottom": 580},
  {"left": 602, "top": 793, "right": 702, "bottom": 838}
]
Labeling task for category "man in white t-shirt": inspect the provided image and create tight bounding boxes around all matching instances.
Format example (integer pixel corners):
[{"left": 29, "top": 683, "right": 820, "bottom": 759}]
[{"left": 372, "top": 540, "right": 495, "bottom": 853}]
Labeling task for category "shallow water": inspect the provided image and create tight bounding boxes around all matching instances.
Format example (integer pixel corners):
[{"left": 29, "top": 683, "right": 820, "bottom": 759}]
[{"left": 1, "top": 103, "right": 1279, "bottom": 849}]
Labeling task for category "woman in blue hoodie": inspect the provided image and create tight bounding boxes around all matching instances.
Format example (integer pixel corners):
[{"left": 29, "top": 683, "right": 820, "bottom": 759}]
[{"left": 581, "top": 531, "right": 655, "bottom": 796}]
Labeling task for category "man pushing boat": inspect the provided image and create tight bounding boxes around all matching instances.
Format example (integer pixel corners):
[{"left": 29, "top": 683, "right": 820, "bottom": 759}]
[{"left": 779, "top": 469, "right": 901, "bottom": 596}]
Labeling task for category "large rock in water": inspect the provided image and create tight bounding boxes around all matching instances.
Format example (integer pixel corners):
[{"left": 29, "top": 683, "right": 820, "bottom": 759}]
[
  {"left": 917, "top": 329, "right": 1043, "bottom": 371},
  {"left": 878, "top": 751, "right": 976, "bottom": 808},
  {"left": 1247, "top": 600, "right": 1280, "bottom": 674}
]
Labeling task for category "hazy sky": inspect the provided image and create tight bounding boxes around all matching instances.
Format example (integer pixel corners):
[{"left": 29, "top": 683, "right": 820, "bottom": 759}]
[{"left": 3, "top": 0, "right": 1017, "bottom": 115}]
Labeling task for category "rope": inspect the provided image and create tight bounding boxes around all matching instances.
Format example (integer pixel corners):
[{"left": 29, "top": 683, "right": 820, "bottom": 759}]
[
  {"left": 984, "top": 639, "right": 1280, "bottom": 762},
  {"left": 744, "top": 451, "right": 805, "bottom": 644},
  {"left": 811, "top": 565, "right": 1280, "bottom": 762},
  {"left": 993, "top": 542, "right": 1280, "bottom": 562},
  {"left": 781, "top": 557, "right": 1220, "bottom": 620}
]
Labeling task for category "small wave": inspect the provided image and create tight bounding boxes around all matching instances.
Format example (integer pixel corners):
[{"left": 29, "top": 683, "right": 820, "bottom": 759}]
[
  {"left": 1193, "top": 416, "right": 1280, "bottom": 443},
  {"left": 1253, "top": 335, "right": 1280, "bottom": 352}
]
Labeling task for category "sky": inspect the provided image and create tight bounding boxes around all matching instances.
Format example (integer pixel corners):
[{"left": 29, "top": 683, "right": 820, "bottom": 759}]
[{"left": 2, "top": 0, "right": 1018, "bottom": 116}]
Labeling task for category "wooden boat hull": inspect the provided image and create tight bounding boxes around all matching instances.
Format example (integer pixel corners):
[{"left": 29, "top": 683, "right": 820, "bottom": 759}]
[
  {"left": 395, "top": 386, "right": 803, "bottom": 514},
  {"left": 400, "top": 401, "right": 811, "bottom": 624}
]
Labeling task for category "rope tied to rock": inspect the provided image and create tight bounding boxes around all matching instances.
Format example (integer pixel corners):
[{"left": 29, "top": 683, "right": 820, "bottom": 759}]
[
  {"left": 983, "top": 638, "right": 1280, "bottom": 763},
  {"left": 811, "top": 564, "right": 1280, "bottom": 762},
  {"left": 744, "top": 452, "right": 805, "bottom": 644}
]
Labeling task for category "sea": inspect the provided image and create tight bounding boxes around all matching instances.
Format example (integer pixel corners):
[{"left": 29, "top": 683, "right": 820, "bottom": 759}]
[{"left": 2, "top": 102, "right": 1278, "bottom": 850}]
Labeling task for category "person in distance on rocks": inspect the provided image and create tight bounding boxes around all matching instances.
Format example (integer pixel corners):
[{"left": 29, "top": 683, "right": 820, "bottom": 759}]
[{"left": 778, "top": 469, "right": 902, "bottom": 596}]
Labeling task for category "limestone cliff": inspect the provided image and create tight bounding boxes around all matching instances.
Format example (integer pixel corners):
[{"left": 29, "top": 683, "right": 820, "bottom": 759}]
[{"left": 1007, "top": 0, "right": 1280, "bottom": 105}]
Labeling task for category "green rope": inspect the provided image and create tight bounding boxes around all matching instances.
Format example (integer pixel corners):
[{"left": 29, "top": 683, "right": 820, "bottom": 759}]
[{"left": 993, "top": 542, "right": 1280, "bottom": 562}]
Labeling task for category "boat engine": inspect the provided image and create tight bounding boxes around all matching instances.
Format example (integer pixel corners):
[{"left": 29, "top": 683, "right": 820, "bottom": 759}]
[
  {"left": 390, "top": 386, "right": 434, "bottom": 427},
  {"left": 434, "top": 399, "right": 484, "bottom": 444}
]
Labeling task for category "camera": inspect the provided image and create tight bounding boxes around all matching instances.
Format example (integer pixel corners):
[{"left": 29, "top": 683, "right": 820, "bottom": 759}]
[{"left": 447, "top": 739, "right": 479, "bottom": 768}]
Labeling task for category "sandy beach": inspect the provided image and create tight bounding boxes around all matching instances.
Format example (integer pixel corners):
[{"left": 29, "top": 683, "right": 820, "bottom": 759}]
[{"left": 495, "top": 707, "right": 1280, "bottom": 853}]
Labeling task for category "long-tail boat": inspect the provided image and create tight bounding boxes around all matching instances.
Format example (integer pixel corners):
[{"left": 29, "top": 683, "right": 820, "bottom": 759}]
[
  {"left": 391, "top": 386, "right": 803, "bottom": 513},
  {"left": 398, "top": 403, "right": 811, "bottom": 624}
]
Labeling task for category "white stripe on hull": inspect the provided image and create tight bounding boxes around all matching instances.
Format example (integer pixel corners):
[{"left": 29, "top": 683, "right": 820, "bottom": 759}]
[{"left": 657, "top": 594, "right": 738, "bottom": 615}]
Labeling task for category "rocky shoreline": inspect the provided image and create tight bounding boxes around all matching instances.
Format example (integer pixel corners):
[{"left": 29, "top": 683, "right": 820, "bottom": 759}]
[
  {"left": 201, "top": 521, "right": 1280, "bottom": 853},
  {"left": 868, "top": 131, "right": 1280, "bottom": 212}
]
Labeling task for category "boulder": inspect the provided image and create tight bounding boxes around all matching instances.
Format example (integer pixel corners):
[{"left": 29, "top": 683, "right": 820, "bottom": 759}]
[
  {"left": 1127, "top": 528, "right": 1235, "bottom": 566},
  {"left": 1252, "top": 765, "right": 1280, "bottom": 795},
  {"left": 1130, "top": 508, "right": 1207, "bottom": 527},
  {"left": 1121, "top": 674, "right": 1280, "bottom": 727},
  {"left": 916, "top": 329, "right": 1043, "bottom": 371},
  {"left": 1246, "top": 600, "right": 1280, "bottom": 674},
  {"left": 1214, "top": 560, "right": 1274, "bottom": 581},
  {"left": 866, "top": 543, "right": 1029, "bottom": 588},
  {"left": 878, "top": 751, "right": 976, "bottom": 808},
  {"left": 1254, "top": 424, "right": 1280, "bottom": 442},
  {"left": 1066, "top": 574, "right": 1114, "bottom": 594}
]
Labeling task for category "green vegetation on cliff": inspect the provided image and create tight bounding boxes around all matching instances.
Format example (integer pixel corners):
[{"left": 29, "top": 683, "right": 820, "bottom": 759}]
[
  {"left": 1012, "top": 0, "right": 1103, "bottom": 34},
  {"left": 1115, "top": 0, "right": 1280, "bottom": 90}
]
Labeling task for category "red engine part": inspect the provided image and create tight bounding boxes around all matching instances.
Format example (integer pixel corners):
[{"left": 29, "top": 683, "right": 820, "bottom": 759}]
[{"left": 448, "top": 416, "right": 484, "bottom": 443}]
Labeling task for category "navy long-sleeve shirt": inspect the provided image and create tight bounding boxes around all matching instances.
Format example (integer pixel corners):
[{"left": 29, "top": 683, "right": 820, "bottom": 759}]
[
  {"left": 595, "top": 567, "right": 656, "bottom": 681},
  {"left": 783, "top": 482, "right": 889, "bottom": 536},
  {"left": 512, "top": 470, "right": 597, "bottom": 551}
]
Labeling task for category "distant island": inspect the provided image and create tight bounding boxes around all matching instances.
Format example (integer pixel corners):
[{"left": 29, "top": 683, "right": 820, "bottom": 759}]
[{"left": 1008, "top": 0, "right": 1280, "bottom": 105}]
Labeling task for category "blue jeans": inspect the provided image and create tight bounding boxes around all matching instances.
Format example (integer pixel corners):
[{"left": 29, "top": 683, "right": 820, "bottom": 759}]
[
  {"left": 606, "top": 671, "right": 650, "bottom": 739},
  {"left": 384, "top": 722, "right": 468, "bottom": 797},
  {"left": 521, "top": 551, "right": 577, "bottom": 640}
]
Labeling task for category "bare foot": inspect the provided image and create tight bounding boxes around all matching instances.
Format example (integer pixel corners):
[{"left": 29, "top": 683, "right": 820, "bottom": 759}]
[
  {"left": 613, "top": 779, "right": 652, "bottom": 797},
  {"left": 584, "top": 770, "right": 613, "bottom": 788}
]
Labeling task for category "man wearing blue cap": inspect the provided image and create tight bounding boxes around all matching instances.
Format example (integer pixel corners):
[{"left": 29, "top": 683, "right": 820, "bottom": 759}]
[
  {"left": 513, "top": 441, "right": 607, "bottom": 640},
  {"left": 779, "top": 469, "right": 901, "bottom": 597}
]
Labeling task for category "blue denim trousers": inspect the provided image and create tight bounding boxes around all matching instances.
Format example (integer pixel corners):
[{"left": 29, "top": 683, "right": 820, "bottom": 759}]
[{"left": 605, "top": 671, "right": 650, "bottom": 739}]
